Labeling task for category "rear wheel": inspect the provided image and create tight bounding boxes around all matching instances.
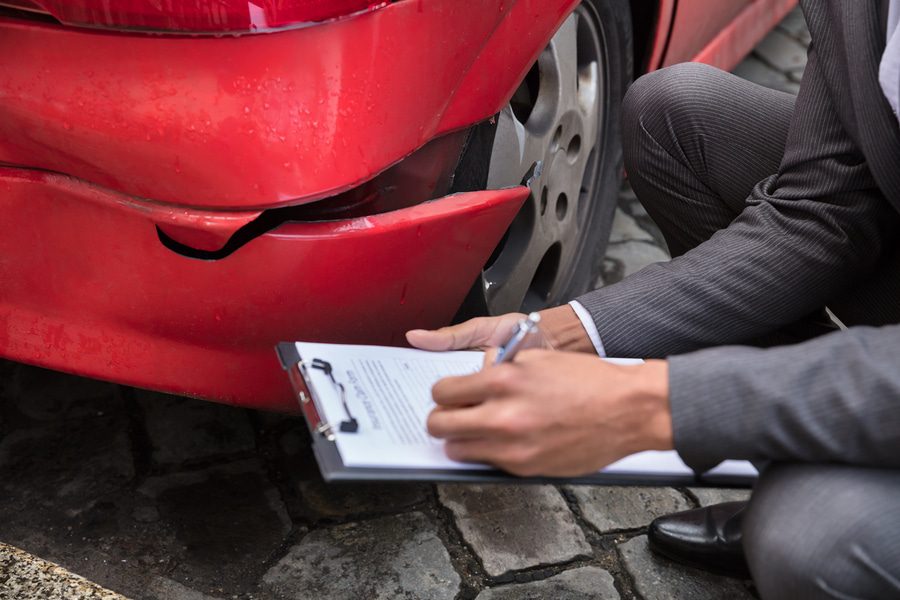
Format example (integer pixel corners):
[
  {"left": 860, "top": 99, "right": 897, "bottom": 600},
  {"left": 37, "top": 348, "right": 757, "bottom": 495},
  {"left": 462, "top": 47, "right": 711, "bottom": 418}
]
[{"left": 454, "top": 0, "right": 632, "bottom": 317}]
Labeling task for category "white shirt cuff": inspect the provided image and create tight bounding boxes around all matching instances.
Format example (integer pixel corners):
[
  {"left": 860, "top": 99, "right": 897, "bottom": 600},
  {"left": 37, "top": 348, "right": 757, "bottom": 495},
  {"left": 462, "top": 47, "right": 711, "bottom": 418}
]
[{"left": 568, "top": 300, "right": 607, "bottom": 357}]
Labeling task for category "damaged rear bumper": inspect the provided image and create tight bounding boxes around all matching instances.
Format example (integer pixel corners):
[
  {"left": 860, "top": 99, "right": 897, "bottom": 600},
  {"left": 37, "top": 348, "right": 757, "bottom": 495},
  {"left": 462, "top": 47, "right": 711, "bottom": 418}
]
[{"left": 0, "top": 167, "right": 527, "bottom": 410}]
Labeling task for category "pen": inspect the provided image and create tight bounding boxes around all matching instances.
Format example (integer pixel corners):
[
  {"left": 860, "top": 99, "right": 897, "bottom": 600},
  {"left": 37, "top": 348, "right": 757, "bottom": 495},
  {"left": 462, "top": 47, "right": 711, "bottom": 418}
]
[{"left": 494, "top": 312, "right": 541, "bottom": 365}]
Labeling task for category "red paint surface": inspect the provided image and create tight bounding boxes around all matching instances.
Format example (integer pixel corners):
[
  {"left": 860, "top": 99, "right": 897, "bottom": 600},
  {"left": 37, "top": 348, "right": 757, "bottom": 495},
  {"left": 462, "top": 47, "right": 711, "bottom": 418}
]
[
  {"left": 663, "top": 0, "right": 751, "bottom": 67},
  {"left": 646, "top": 0, "right": 799, "bottom": 72},
  {"left": 0, "top": 166, "right": 527, "bottom": 411},
  {"left": 645, "top": 0, "right": 676, "bottom": 71},
  {"left": 0, "top": 0, "right": 576, "bottom": 210},
  {"left": 0, "top": 0, "right": 389, "bottom": 32},
  {"left": 685, "top": 0, "right": 798, "bottom": 71}
]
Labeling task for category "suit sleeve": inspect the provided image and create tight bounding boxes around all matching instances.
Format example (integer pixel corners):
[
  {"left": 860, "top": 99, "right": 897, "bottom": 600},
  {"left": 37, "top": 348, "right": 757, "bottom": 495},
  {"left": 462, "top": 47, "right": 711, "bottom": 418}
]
[
  {"left": 575, "top": 42, "right": 896, "bottom": 358},
  {"left": 668, "top": 325, "right": 900, "bottom": 471}
]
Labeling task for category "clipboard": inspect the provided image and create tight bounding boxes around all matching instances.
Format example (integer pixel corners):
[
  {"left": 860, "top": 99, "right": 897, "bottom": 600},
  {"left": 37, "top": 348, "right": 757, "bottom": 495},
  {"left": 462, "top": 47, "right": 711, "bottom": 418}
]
[{"left": 276, "top": 342, "right": 756, "bottom": 487}]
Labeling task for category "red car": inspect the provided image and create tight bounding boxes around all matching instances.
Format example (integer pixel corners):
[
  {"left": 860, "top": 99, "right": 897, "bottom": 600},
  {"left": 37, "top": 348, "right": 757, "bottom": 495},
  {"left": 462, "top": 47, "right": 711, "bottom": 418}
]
[{"left": 0, "top": 0, "right": 795, "bottom": 412}]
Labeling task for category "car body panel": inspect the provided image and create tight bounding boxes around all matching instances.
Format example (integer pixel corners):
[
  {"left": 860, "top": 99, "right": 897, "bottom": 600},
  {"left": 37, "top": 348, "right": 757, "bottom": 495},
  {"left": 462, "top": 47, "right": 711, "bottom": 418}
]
[
  {"left": 0, "top": 0, "right": 577, "bottom": 211},
  {"left": 663, "top": 0, "right": 751, "bottom": 66},
  {"left": 644, "top": 0, "right": 676, "bottom": 71},
  {"left": 0, "top": 166, "right": 528, "bottom": 410},
  {"left": 685, "top": 0, "right": 798, "bottom": 70},
  {"left": 663, "top": 0, "right": 797, "bottom": 69}
]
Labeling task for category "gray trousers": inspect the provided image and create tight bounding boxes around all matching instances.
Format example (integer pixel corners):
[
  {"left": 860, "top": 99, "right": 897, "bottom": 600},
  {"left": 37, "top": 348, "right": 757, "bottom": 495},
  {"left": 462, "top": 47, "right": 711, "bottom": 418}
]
[{"left": 623, "top": 63, "right": 900, "bottom": 599}]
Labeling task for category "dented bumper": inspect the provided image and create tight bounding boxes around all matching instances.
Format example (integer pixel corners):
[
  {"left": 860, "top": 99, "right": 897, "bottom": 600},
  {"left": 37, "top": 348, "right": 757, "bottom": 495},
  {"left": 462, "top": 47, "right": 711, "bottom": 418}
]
[{"left": 0, "top": 167, "right": 527, "bottom": 410}]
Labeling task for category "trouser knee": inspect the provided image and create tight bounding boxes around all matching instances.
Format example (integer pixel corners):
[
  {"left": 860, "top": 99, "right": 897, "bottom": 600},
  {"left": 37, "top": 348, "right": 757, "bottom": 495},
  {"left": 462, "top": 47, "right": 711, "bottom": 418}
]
[
  {"left": 622, "top": 62, "right": 718, "bottom": 178},
  {"left": 622, "top": 62, "right": 722, "bottom": 227},
  {"left": 744, "top": 463, "right": 900, "bottom": 599}
]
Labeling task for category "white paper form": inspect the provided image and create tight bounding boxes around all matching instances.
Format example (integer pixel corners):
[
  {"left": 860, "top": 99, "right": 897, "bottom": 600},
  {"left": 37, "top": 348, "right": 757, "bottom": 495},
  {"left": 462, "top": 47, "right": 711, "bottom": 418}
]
[
  {"left": 297, "top": 341, "right": 488, "bottom": 469},
  {"left": 295, "top": 342, "right": 757, "bottom": 479}
]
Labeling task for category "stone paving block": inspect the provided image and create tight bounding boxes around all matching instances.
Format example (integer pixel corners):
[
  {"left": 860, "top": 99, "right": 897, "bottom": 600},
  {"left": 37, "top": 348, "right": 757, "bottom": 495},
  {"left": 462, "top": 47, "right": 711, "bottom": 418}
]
[
  {"left": 0, "top": 543, "right": 126, "bottom": 600},
  {"left": 139, "top": 460, "right": 292, "bottom": 591},
  {"left": 137, "top": 391, "right": 256, "bottom": 465},
  {"left": 3, "top": 363, "right": 120, "bottom": 422},
  {"left": 777, "top": 7, "right": 811, "bottom": 45},
  {"left": 604, "top": 241, "right": 670, "bottom": 280},
  {"left": 437, "top": 484, "right": 591, "bottom": 578},
  {"left": 567, "top": 486, "right": 691, "bottom": 532},
  {"left": 147, "top": 576, "right": 223, "bottom": 600},
  {"left": 619, "top": 536, "right": 754, "bottom": 600},
  {"left": 609, "top": 208, "right": 654, "bottom": 243},
  {"left": 299, "top": 479, "right": 429, "bottom": 519},
  {"left": 689, "top": 487, "right": 752, "bottom": 506},
  {"left": 754, "top": 28, "right": 808, "bottom": 75},
  {"left": 732, "top": 56, "right": 800, "bottom": 95},
  {"left": 262, "top": 512, "right": 460, "bottom": 600},
  {"left": 475, "top": 566, "right": 619, "bottom": 600},
  {"left": 618, "top": 185, "right": 646, "bottom": 217}
]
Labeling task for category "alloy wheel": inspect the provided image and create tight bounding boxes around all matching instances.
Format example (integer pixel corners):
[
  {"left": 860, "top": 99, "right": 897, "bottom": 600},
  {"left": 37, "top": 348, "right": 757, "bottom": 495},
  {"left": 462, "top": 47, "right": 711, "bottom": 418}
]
[{"left": 482, "top": 4, "right": 607, "bottom": 314}]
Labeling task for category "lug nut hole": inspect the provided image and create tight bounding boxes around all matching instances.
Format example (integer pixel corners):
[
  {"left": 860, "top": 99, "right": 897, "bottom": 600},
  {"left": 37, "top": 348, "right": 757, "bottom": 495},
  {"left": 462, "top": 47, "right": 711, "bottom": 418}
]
[
  {"left": 552, "top": 125, "right": 563, "bottom": 150},
  {"left": 567, "top": 135, "right": 581, "bottom": 160},
  {"left": 556, "top": 193, "right": 568, "bottom": 220}
]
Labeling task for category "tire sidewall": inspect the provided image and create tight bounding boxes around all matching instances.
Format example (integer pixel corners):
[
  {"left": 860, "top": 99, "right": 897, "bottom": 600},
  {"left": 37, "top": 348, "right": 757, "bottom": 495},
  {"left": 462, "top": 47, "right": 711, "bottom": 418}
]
[{"left": 556, "top": 0, "right": 633, "bottom": 302}]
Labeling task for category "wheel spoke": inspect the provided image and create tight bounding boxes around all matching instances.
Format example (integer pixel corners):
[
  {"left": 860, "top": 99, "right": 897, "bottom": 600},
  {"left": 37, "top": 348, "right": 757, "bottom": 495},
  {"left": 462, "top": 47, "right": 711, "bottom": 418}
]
[
  {"left": 579, "top": 60, "right": 601, "bottom": 143},
  {"left": 487, "top": 106, "right": 551, "bottom": 189},
  {"left": 552, "top": 13, "right": 580, "bottom": 110}
]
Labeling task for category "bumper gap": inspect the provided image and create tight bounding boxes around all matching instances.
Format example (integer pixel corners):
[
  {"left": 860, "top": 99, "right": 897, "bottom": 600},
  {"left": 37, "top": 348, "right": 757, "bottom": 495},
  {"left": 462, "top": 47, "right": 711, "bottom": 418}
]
[{"left": 158, "top": 130, "right": 470, "bottom": 259}]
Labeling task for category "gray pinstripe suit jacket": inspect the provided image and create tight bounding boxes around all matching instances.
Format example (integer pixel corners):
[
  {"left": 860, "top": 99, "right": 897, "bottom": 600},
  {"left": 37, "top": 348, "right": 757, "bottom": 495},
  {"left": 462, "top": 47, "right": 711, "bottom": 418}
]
[{"left": 576, "top": 1, "right": 900, "bottom": 472}]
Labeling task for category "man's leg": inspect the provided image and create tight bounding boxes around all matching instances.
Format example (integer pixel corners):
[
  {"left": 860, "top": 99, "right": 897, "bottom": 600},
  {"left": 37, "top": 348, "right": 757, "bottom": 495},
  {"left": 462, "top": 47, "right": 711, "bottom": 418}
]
[
  {"left": 623, "top": 61, "right": 837, "bottom": 345},
  {"left": 622, "top": 61, "right": 795, "bottom": 257},
  {"left": 745, "top": 463, "right": 900, "bottom": 599}
]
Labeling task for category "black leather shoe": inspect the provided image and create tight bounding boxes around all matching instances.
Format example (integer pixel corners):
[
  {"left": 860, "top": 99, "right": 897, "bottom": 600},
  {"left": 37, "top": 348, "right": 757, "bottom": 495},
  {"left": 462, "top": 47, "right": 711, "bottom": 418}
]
[{"left": 648, "top": 501, "right": 751, "bottom": 579}]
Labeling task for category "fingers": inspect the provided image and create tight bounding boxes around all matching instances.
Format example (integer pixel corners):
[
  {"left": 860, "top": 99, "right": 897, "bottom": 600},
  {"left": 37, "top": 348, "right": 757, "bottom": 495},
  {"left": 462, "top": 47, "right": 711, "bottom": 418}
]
[
  {"left": 431, "top": 365, "right": 511, "bottom": 407},
  {"left": 481, "top": 347, "right": 498, "bottom": 368},
  {"left": 427, "top": 404, "right": 493, "bottom": 439},
  {"left": 443, "top": 438, "right": 503, "bottom": 464},
  {"left": 443, "top": 439, "right": 543, "bottom": 477}
]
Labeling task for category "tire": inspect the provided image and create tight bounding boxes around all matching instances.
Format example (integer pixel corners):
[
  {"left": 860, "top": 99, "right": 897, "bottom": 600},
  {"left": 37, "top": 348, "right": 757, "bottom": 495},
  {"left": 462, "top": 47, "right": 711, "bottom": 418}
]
[{"left": 453, "top": 0, "right": 632, "bottom": 318}]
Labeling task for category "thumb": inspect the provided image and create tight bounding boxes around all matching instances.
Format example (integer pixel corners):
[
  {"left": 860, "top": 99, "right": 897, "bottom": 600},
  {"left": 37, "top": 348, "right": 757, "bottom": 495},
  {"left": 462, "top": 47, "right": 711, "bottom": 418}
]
[{"left": 406, "top": 318, "right": 493, "bottom": 351}]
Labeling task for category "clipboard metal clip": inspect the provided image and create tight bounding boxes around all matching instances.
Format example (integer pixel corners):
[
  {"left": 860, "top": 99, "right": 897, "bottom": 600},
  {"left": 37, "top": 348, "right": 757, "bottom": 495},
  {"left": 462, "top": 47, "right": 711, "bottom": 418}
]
[
  {"left": 315, "top": 421, "right": 336, "bottom": 441},
  {"left": 310, "top": 358, "right": 360, "bottom": 435}
]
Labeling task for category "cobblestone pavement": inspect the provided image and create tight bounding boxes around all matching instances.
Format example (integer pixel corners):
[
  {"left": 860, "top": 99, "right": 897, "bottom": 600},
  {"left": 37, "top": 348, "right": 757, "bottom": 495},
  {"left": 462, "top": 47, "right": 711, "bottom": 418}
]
[{"left": 0, "top": 9, "right": 809, "bottom": 600}]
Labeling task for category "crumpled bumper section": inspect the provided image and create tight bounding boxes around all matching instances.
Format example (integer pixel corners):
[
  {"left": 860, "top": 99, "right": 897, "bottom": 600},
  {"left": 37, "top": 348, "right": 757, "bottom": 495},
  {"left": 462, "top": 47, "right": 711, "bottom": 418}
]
[{"left": 0, "top": 167, "right": 527, "bottom": 410}]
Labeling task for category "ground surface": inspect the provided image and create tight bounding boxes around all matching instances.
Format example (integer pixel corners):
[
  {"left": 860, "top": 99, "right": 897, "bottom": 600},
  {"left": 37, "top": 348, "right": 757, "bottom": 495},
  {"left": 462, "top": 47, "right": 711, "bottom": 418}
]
[{"left": 0, "top": 9, "right": 810, "bottom": 600}]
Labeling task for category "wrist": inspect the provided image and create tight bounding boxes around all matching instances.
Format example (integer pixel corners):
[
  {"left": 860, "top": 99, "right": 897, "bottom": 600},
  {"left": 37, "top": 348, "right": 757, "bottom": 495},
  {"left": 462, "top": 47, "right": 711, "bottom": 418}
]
[
  {"left": 538, "top": 305, "right": 596, "bottom": 353},
  {"left": 631, "top": 360, "right": 674, "bottom": 451}
]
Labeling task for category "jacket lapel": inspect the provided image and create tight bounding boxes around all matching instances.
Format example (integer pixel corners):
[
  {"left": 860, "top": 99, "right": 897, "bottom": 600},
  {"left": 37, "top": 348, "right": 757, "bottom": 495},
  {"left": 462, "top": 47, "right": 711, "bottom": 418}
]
[{"left": 840, "top": 0, "right": 900, "bottom": 211}]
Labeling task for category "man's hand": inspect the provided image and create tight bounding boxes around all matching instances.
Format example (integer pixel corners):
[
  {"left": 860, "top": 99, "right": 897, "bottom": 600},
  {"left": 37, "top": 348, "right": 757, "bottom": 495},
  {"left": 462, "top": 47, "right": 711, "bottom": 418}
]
[
  {"left": 427, "top": 350, "right": 673, "bottom": 477},
  {"left": 406, "top": 305, "right": 596, "bottom": 353},
  {"left": 407, "top": 312, "right": 530, "bottom": 351}
]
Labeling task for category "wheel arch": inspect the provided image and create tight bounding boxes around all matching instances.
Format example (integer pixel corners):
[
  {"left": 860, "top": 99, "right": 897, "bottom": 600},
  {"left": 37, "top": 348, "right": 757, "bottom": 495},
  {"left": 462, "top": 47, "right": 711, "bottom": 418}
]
[{"left": 630, "top": 0, "right": 673, "bottom": 73}]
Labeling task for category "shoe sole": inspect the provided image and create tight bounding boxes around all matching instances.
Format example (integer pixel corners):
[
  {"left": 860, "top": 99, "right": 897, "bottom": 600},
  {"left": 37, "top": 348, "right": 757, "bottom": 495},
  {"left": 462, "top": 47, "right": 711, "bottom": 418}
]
[{"left": 647, "top": 536, "right": 752, "bottom": 580}]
